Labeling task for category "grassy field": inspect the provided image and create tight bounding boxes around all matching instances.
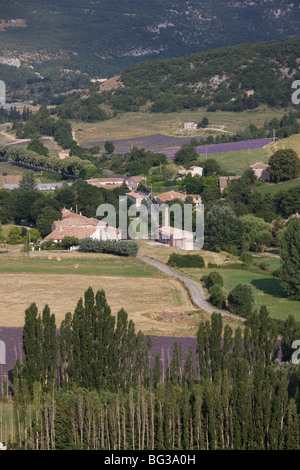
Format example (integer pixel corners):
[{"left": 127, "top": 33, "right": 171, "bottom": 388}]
[
  {"left": 72, "top": 106, "right": 286, "bottom": 145},
  {"left": 138, "top": 241, "right": 300, "bottom": 323},
  {"left": 265, "top": 133, "right": 300, "bottom": 157},
  {"left": 179, "top": 263, "right": 300, "bottom": 323},
  {"left": 0, "top": 251, "right": 161, "bottom": 277},
  {"left": 196, "top": 148, "right": 270, "bottom": 176},
  {"left": 257, "top": 177, "right": 300, "bottom": 196}
]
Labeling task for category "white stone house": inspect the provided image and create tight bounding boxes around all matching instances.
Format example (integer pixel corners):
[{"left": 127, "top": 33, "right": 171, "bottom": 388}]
[
  {"left": 44, "top": 209, "right": 121, "bottom": 243},
  {"left": 177, "top": 166, "right": 203, "bottom": 180},
  {"left": 156, "top": 206, "right": 194, "bottom": 250},
  {"left": 183, "top": 122, "right": 198, "bottom": 131}
]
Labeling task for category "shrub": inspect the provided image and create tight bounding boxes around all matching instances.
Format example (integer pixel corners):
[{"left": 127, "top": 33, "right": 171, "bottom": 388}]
[
  {"left": 227, "top": 283, "right": 255, "bottom": 317},
  {"left": 240, "top": 252, "right": 253, "bottom": 264},
  {"left": 201, "top": 271, "right": 224, "bottom": 290},
  {"left": 61, "top": 236, "right": 79, "bottom": 249},
  {"left": 167, "top": 253, "right": 205, "bottom": 268},
  {"left": 209, "top": 285, "right": 227, "bottom": 309},
  {"left": 79, "top": 238, "right": 138, "bottom": 257}
]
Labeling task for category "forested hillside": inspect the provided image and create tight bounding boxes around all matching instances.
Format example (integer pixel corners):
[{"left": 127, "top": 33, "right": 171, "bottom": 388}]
[
  {"left": 0, "top": 0, "right": 299, "bottom": 101},
  {"left": 101, "top": 36, "right": 300, "bottom": 113}
]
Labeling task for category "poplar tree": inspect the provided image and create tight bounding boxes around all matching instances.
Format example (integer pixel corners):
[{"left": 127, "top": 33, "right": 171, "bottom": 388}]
[{"left": 23, "top": 303, "right": 43, "bottom": 395}]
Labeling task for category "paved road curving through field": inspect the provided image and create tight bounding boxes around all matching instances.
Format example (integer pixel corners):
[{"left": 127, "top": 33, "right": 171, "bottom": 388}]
[{"left": 138, "top": 255, "right": 245, "bottom": 323}]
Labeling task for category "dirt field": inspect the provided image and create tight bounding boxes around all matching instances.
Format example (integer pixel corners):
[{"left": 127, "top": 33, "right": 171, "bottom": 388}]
[{"left": 0, "top": 272, "right": 202, "bottom": 336}]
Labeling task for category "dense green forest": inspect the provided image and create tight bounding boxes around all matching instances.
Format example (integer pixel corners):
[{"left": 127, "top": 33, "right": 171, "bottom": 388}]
[{"left": 2, "top": 287, "right": 300, "bottom": 450}]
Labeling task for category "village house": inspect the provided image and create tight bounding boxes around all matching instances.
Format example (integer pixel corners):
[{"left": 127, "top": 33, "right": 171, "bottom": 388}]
[
  {"left": 250, "top": 162, "right": 270, "bottom": 181},
  {"left": 126, "top": 190, "right": 144, "bottom": 208},
  {"left": 126, "top": 176, "right": 146, "bottom": 191},
  {"left": 156, "top": 190, "right": 202, "bottom": 206},
  {"left": 156, "top": 190, "right": 187, "bottom": 204},
  {"left": 156, "top": 206, "right": 194, "bottom": 250},
  {"left": 44, "top": 208, "right": 121, "bottom": 243},
  {"left": 177, "top": 165, "right": 203, "bottom": 179}
]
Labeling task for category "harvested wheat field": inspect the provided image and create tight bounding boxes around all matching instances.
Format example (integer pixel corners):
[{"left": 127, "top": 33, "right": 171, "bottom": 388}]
[{"left": 0, "top": 273, "right": 201, "bottom": 336}]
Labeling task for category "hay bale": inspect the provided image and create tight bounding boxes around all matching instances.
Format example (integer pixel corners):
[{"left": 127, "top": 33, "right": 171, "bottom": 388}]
[
  {"left": 56, "top": 257, "right": 62, "bottom": 262},
  {"left": 74, "top": 264, "right": 79, "bottom": 269},
  {"left": 48, "top": 256, "right": 53, "bottom": 260}
]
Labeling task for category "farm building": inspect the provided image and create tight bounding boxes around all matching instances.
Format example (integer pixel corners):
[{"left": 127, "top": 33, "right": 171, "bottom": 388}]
[
  {"left": 44, "top": 208, "right": 121, "bottom": 243},
  {"left": 2, "top": 180, "right": 73, "bottom": 191},
  {"left": 86, "top": 177, "right": 126, "bottom": 188},
  {"left": 183, "top": 122, "right": 197, "bottom": 131},
  {"left": 157, "top": 225, "right": 194, "bottom": 251},
  {"left": 177, "top": 165, "right": 203, "bottom": 179},
  {"left": 156, "top": 190, "right": 187, "bottom": 204},
  {"left": 156, "top": 190, "right": 202, "bottom": 206},
  {"left": 155, "top": 205, "right": 194, "bottom": 250},
  {"left": 250, "top": 162, "right": 270, "bottom": 181}
]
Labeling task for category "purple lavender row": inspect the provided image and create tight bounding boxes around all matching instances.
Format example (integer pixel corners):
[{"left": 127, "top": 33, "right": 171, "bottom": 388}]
[
  {"left": 89, "top": 133, "right": 206, "bottom": 153},
  {"left": 157, "top": 138, "right": 274, "bottom": 160}
]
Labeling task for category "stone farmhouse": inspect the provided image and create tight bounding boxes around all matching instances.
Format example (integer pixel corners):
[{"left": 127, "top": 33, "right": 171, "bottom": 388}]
[
  {"left": 177, "top": 165, "right": 203, "bottom": 180},
  {"left": 250, "top": 162, "right": 270, "bottom": 181},
  {"left": 183, "top": 122, "right": 198, "bottom": 131},
  {"left": 156, "top": 190, "right": 202, "bottom": 206},
  {"left": 44, "top": 208, "right": 121, "bottom": 243}
]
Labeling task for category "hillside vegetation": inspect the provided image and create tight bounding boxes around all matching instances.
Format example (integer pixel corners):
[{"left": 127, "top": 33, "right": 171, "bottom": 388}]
[{"left": 99, "top": 36, "right": 300, "bottom": 113}]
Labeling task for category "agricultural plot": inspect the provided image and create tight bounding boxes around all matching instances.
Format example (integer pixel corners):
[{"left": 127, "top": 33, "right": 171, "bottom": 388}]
[
  {"left": 0, "top": 252, "right": 204, "bottom": 336},
  {"left": 196, "top": 148, "right": 270, "bottom": 175},
  {"left": 0, "top": 252, "right": 160, "bottom": 277},
  {"left": 73, "top": 106, "right": 284, "bottom": 145},
  {"left": 89, "top": 133, "right": 206, "bottom": 154},
  {"left": 159, "top": 138, "right": 274, "bottom": 160}
]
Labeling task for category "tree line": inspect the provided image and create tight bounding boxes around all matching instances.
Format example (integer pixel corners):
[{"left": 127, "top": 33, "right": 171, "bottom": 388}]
[{"left": 2, "top": 286, "right": 299, "bottom": 449}]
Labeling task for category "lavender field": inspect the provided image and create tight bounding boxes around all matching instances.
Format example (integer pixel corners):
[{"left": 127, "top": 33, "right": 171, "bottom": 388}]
[
  {"left": 0, "top": 327, "right": 196, "bottom": 386},
  {"left": 89, "top": 134, "right": 273, "bottom": 160},
  {"left": 159, "top": 138, "right": 274, "bottom": 160},
  {"left": 89, "top": 133, "right": 206, "bottom": 154}
]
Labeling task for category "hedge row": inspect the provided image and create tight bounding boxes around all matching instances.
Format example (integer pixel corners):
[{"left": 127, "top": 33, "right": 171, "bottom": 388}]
[
  {"left": 78, "top": 238, "right": 138, "bottom": 257},
  {"left": 167, "top": 253, "right": 205, "bottom": 268}
]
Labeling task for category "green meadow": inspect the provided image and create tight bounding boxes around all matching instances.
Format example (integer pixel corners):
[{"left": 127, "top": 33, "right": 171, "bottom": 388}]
[{"left": 0, "top": 253, "right": 162, "bottom": 277}]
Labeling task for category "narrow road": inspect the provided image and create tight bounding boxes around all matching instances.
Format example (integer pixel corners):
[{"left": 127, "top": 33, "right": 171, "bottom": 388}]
[{"left": 139, "top": 255, "right": 245, "bottom": 323}]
